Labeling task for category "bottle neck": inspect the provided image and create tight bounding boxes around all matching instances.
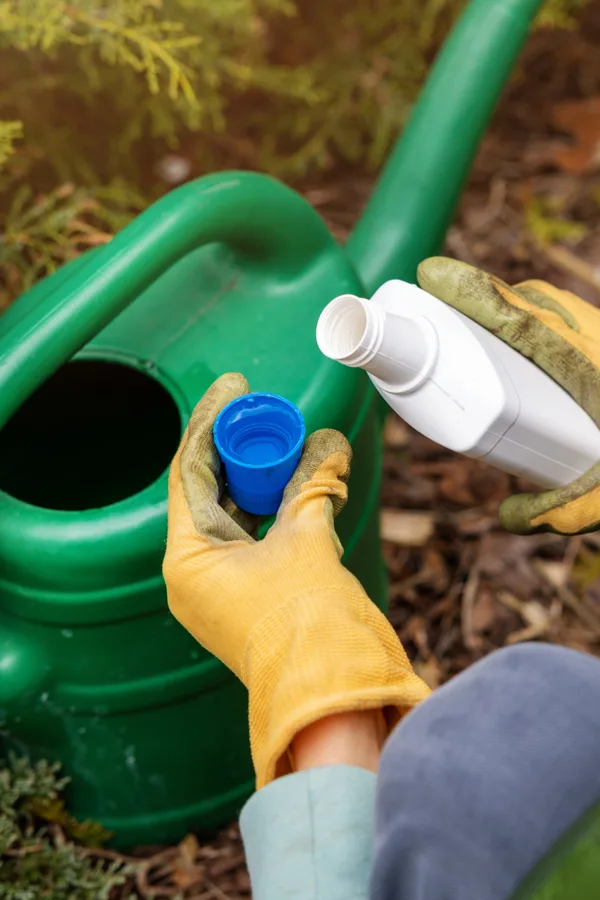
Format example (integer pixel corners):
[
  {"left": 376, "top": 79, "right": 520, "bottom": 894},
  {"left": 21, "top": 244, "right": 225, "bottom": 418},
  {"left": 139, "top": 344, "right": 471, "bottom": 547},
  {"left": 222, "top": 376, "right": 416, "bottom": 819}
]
[{"left": 316, "top": 294, "right": 438, "bottom": 392}]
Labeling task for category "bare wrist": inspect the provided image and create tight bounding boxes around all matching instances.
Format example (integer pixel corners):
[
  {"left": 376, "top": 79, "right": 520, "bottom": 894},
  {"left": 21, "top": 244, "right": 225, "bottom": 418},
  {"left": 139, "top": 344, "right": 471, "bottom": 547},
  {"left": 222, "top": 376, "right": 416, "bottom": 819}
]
[{"left": 291, "top": 709, "right": 385, "bottom": 774}]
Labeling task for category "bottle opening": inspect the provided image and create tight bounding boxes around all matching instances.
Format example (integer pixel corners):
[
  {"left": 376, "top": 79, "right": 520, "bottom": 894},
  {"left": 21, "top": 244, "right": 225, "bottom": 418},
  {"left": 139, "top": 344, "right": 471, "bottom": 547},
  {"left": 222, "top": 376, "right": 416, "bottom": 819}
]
[
  {"left": 0, "top": 360, "right": 182, "bottom": 510},
  {"left": 317, "top": 290, "right": 439, "bottom": 392},
  {"left": 316, "top": 294, "right": 371, "bottom": 362}
]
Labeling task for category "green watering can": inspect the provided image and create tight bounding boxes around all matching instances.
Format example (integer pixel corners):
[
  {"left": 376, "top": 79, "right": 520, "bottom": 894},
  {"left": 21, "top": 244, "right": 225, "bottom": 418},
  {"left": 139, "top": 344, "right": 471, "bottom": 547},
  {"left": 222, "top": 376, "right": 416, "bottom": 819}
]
[{"left": 0, "top": 0, "right": 543, "bottom": 847}]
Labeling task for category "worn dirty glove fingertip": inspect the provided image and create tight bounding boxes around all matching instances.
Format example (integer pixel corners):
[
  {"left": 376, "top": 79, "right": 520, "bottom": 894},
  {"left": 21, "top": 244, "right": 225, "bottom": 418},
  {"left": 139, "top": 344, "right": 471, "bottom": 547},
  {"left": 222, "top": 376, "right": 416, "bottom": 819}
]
[
  {"left": 302, "top": 429, "right": 353, "bottom": 480},
  {"left": 189, "top": 373, "right": 250, "bottom": 429},
  {"left": 499, "top": 494, "right": 538, "bottom": 535},
  {"left": 279, "top": 428, "right": 352, "bottom": 509},
  {"left": 418, "top": 255, "right": 467, "bottom": 284}
]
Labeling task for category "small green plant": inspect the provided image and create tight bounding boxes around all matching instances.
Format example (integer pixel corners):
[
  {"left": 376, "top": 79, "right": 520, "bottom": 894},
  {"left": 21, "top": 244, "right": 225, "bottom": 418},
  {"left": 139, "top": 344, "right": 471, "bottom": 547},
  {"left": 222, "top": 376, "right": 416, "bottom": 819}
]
[
  {"left": 536, "top": 0, "right": 590, "bottom": 25},
  {"left": 0, "top": 181, "right": 145, "bottom": 310},
  {"left": 0, "top": 755, "right": 134, "bottom": 899},
  {"left": 525, "top": 196, "right": 589, "bottom": 246},
  {"left": 0, "top": 122, "right": 22, "bottom": 169}
]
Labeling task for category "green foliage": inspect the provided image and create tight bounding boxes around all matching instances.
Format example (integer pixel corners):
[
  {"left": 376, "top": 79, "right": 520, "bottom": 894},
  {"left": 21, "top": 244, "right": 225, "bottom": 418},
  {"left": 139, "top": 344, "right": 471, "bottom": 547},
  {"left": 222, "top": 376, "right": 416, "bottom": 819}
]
[
  {"left": 536, "top": 0, "right": 591, "bottom": 26},
  {"left": 1, "top": 0, "right": 589, "bottom": 187},
  {"left": 573, "top": 545, "right": 600, "bottom": 591},
  {"left": 0, "top": 121, "right": 22, "bottom": 169},
  {"left": 524, "top": 196, "right": 588, "bottom": 246},
  {"left": 0, "top": 757, "right": 67, "bottom": 855},
  {"left": 0, "top": 0, "right": 591, "bottom": 302},
  {"left": 0, "top": 755, "right": 133, "bottom": 900},
  {"left": 0, "top": 181, "right": 144, "bottom": 309}
]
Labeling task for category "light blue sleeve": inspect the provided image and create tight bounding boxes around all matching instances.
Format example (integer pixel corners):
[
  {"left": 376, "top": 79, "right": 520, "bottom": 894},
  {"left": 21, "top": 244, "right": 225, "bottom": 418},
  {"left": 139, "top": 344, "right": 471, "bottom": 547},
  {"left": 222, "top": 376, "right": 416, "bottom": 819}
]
[{"left": 239, "top": 765, "right": 376, "bottom": 900}]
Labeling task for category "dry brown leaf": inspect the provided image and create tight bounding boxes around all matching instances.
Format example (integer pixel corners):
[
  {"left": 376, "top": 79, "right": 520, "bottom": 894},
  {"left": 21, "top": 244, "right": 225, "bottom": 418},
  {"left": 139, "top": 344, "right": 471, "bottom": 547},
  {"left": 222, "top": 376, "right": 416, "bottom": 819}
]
[
  {"left": 172, "top": 834, "right": 203, "bottom": 889},
  {"left": 384, "top": 414, "right": 410, "bottom": 449},
  {"left": 470, "top": 589, "right": 497, "bottom": 634},
  {"left": 386, "top": 462, "right": 436, "bottom": 508},
  {"left": 380, "top": 509, "right": 435, "bottom": 547},
  {"left": 391, "top": 547, "right": 451, "bottom": 600},
  {"left": 461, "top": 567, "right": 481, "bottom": 650},
  {"left": 468, "top": 463, "right": 511, "bottom": 505},
  {"left": 496, "top": 592, "right": 551, "bottom": 643},
  {"left": 414, "top": 657, "right": 442, "bottom": 690},
  {"left": 205, "top": 881, "right": 235, "bottom": 900},
  {"left": 505, "top": 624, "right": 547, "bottom": 645},
  {"left": 552, "top": 97, "right": 600, "bottom": 173},
  {"left": 533, "top": 559, "right": 569, "bottom": 591},
  {"left": 412, "top": 461, "right": 478, "bottom": 507},
  {"left": 210, "top": 853, "right": 247, "bottom": 878},
  {"left": 496, "top": 589, "right": 526, "bottom": 614},
  {"left": 401, "top": 615, "right": 431, "bottom": 657},
  {"left": 521, "top": 600, "right": 551, "bottom": 631},
  {"left": 453, "top": 508, "right": 497, "bottom": 537},
  {"left": 476, "top": 533, "right": 544, "bottom": 598},
  {"left": 557, "top": 586, "right": 600, "bottom": 635},
  {"left": 537, "top": 244, "right": 600, "bottom": 298}
]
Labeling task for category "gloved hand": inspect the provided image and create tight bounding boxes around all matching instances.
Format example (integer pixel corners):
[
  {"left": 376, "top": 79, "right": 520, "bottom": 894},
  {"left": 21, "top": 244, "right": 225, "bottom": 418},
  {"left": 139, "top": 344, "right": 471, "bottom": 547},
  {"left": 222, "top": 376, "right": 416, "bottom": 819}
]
[
  {"left": 163, "top": 373, "right": 429, "bottom": 787},
  {"left": 418, "top": 257, "right": 600, "bottom": 536}
]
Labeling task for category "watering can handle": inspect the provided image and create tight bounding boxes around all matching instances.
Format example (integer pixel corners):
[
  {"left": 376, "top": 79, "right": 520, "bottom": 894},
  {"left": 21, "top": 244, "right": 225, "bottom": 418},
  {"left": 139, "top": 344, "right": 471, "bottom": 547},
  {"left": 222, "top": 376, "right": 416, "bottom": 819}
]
[{"left": 0, "top": 172, "right": 337, "bottom": 429}]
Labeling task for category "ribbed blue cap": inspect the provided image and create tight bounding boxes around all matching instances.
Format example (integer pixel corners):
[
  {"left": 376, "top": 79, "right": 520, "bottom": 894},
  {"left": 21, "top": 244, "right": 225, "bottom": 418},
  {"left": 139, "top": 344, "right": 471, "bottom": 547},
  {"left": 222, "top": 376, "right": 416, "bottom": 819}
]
[{"left": 214, "top": 392, "right": 305, "bottom": 515}]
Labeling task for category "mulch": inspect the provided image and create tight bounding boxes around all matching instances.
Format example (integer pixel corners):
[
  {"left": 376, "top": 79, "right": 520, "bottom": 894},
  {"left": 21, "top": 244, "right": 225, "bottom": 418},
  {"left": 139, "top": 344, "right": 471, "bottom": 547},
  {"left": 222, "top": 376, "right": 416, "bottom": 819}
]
[{"left": 85, "top": 6, "right": 600, "bottom": 895}]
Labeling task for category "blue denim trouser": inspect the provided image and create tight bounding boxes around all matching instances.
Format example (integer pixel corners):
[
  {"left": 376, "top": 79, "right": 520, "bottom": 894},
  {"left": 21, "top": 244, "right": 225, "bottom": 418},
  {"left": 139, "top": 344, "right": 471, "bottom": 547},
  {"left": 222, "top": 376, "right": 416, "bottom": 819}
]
[{"left": 372, "top": 643, "right": 600, "bottom": 900}]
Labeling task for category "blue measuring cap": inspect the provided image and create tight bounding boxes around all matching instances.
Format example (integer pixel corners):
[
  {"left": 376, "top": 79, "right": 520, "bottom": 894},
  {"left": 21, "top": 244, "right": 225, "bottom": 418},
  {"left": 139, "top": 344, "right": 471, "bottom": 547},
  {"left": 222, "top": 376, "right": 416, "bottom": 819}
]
[{"left": 213, "top": 392, "right": 306, "bottom": 515}]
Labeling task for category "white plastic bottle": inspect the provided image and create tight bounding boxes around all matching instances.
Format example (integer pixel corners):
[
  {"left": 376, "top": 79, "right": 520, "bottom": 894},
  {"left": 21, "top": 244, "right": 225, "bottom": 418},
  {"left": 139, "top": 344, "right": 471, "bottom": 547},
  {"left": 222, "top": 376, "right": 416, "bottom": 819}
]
[{"left": 316, "top": 280, "right": 600, "bottom": 488}]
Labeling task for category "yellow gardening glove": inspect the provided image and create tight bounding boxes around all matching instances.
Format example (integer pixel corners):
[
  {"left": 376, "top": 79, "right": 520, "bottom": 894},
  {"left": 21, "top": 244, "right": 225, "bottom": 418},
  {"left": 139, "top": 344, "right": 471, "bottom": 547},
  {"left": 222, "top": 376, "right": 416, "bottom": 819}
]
[
  {"left": 418, "top": 257, "right": 600, "bottom": 536},
  {"left": 163, "top": 372, "right": 429, "bottom": 788}
]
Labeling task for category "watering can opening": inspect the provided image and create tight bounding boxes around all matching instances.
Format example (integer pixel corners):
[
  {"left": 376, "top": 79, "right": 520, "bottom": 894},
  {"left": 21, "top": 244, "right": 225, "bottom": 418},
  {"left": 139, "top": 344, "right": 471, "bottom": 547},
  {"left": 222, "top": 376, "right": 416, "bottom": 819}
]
[{"left": 0, "top": 358, "right": 182, "bottom": 511}]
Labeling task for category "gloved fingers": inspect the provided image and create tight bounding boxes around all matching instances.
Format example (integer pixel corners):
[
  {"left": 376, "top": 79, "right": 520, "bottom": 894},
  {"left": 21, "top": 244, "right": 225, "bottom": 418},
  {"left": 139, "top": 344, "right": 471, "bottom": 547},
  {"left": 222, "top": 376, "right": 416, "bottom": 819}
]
[
  {"left": 417, "top": 258, "right": 591, "bottom": 354},
  {"left": 279, "top": 429, "right": 352, "bottom": 516},
  {"left": 272, "top": 429, "right": 352, "bottom": 553},
  {"left": 417, "top": 257, "right": 600, "bottom": 427},
  {"left": 221, "top": 492, "right": 260, "bottom": 539},
  {"left": 417, "top": 258, "right": 600, "bottom": 535},
  {"left": 179, "top": 372, "right": 256, "bottom": 544},
  {"left": 511, "top": 282, "right": 581, "bottom": 332},
  {"left": 514, "top": 279, "right": 600, "bottom": 337},
  {"left": 500, "top": 460, "right": 600, "bottom": 535},
  {"left": 417, "top": 257, "right": 563, "bottom": 334}
]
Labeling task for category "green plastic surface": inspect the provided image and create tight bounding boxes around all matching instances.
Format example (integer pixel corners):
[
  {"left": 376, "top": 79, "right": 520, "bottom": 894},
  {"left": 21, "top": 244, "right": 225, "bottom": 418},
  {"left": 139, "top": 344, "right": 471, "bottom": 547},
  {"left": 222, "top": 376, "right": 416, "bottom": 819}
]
[
  {"left": 0, "top": 0, "right": 543, "bottom": 847},
  {"left": 512, "top": 799, "right": 600, "bottom": 900}
]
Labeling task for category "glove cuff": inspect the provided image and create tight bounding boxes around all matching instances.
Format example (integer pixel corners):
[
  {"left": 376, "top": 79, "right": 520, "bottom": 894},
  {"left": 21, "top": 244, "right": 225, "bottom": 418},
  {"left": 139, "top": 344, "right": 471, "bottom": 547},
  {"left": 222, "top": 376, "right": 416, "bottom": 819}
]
[{"left": 242, "top": 589, "right": 430, "bottom": 788}]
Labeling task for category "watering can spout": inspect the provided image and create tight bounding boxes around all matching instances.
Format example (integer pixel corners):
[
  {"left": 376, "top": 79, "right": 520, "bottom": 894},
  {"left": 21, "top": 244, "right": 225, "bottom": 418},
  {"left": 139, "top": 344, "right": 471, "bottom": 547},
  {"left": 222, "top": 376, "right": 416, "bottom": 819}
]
[{"left": 347, "top": 0, "right": 545, "bottom": 292}]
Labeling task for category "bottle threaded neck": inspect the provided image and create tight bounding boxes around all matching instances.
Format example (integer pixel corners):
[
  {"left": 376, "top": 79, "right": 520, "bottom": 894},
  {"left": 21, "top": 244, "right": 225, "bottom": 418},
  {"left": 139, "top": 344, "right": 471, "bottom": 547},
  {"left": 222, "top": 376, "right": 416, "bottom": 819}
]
[
  {"left": 317, "top": 293, "right": 437, "bottom": 392},
  {"left": 316, "top": 294, "right": 385, "bottom": 368}
]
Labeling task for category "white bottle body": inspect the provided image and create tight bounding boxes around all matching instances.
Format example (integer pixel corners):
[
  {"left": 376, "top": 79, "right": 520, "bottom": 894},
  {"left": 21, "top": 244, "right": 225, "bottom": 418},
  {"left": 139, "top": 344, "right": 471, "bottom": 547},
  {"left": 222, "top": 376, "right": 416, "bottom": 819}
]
[{"left": 317, "top": 280, "right": 600, "bottom": 489}]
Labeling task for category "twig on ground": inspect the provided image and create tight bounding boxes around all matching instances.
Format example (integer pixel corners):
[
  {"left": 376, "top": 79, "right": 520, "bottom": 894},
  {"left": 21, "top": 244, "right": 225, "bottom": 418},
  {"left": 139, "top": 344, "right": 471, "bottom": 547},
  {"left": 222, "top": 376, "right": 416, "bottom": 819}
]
[
  {"left": 461, "top": 566, "right": 481, "bottom": 651},
  {"left": 537, "top": 243, "right": 600, "bottom": 296}
]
